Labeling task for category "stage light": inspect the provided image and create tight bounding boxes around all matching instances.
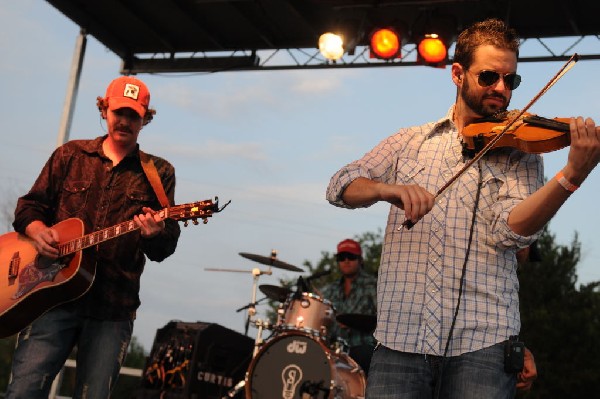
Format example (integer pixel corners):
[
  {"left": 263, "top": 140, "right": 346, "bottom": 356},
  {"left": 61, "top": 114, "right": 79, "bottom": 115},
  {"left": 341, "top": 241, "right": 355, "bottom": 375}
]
[
  {"left": 417, "top": 33, "right": 448, "bottom": 66},
  {"left": 318, "top": 32, "right": 344, "bottom": 61},
  {"left": 369, "top": 28, "right": 401, "bottom": 60}
]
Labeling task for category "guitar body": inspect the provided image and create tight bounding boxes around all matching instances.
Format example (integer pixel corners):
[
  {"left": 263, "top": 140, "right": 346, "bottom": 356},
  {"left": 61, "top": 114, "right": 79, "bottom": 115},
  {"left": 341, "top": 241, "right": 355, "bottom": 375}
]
[
  {"left": 0, "top": 198, "right": 225, "bottom": 338},
  {"left": 0, "top": 218, "right": 95, "bottom": 338}
]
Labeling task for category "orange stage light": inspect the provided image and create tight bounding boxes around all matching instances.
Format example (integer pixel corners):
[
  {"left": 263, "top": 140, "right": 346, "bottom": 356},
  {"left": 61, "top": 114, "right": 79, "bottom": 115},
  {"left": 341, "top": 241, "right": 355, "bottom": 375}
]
[
  {"left": 417, "top": 34, "right": 447, "bottom": 65},
  {"left": 370, "top": 28, "right": 401, "bottom": 60}
]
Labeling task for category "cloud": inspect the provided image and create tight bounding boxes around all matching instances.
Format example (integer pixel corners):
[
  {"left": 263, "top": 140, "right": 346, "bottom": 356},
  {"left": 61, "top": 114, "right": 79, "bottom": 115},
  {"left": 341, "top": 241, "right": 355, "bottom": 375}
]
[
  {"left": 146, "top": 137, "right": 268, "bottom": 162},
  {"left": 289, "top": 75, "right": 343, "bottom": 94}
]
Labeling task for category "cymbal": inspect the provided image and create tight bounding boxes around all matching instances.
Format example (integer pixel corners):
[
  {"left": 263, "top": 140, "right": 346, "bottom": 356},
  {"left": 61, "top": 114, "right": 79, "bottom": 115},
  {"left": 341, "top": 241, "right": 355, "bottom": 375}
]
[
  {"left": 336, "top": 313, "right": 377, "bottom": 333},
  {"left": 259, "top": 284, "right": 291, "bottom": 302},
  {"left": 239, "top": 252, "right": 303, "bottom": 272}
]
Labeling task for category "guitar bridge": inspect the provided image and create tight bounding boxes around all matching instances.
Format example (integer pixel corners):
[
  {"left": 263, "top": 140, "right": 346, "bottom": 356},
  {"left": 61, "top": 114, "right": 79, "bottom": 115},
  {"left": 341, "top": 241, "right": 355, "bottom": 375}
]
[{"left": 8, "top": 252, "right": 20, "bottom": 279}]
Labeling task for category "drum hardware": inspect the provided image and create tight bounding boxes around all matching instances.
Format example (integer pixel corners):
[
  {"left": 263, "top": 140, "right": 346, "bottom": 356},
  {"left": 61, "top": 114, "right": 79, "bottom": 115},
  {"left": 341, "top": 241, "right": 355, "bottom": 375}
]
[
  {"left": 221, "top": 252, "right": 298, "bottom": 399},
  {"left": 335, "top": 313, "right": 377, "bottom": 333},
  {"left": 258, "top": 284, "right": 292, "bottom": 302},
  {"left": 239, "top": 250, "right": 304, "bottom": 272}
]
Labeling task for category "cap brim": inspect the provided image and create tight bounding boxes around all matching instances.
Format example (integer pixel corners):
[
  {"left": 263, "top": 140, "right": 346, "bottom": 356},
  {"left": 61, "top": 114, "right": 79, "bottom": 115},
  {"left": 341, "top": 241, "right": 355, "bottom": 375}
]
[{"left": 108, "top": 97, "right": 145, "bottom": 118}]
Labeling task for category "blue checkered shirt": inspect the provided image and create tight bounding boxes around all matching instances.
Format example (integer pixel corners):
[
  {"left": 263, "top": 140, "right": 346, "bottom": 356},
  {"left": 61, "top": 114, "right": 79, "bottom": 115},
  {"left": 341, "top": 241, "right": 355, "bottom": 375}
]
[{"left": 326, "top": 107, "right": 543, "bottom": 356}]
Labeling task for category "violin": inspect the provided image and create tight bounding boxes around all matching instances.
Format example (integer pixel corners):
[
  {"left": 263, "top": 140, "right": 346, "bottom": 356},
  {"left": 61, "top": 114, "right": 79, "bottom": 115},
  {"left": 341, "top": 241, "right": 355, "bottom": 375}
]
[{"left": 462, "top": 110, "right": 571, "bottom": 155}]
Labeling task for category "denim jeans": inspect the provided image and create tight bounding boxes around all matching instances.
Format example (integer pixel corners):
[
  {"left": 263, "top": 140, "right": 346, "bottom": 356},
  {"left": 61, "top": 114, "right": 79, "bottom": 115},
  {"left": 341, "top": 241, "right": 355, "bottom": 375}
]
[
  {"left": 5, "top": 302, "right": 133, "bottom": 399},
  {"left": 366, "top": 343, "right": 516, "bottom": 399}
]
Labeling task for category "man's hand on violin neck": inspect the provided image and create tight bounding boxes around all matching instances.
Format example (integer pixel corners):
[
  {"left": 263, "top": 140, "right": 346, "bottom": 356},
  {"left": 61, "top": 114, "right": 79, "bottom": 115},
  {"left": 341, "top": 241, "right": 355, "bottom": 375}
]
[{"left": 565, "top": 117, "right": 600, "bottom": 185}]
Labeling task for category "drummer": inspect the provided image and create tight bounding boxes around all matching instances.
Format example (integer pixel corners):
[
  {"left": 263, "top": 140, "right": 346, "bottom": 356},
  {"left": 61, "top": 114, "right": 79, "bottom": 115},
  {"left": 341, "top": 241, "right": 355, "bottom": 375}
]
[{"left": 321, "top": 238, "right": 378, "bottom": 375}]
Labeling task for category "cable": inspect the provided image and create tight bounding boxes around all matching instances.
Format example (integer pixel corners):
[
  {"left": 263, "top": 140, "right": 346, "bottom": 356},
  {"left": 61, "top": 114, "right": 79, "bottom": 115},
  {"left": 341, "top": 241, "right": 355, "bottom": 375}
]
[{"left": 434, "top": 160, "right": 483, "bottom": 398}]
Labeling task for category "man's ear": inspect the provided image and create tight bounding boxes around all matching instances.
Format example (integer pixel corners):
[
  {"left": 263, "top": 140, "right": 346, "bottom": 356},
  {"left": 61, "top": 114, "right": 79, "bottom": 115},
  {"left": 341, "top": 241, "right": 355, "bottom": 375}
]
[{"left": 451, "top": 63, "right": 464, "bottom": 86}]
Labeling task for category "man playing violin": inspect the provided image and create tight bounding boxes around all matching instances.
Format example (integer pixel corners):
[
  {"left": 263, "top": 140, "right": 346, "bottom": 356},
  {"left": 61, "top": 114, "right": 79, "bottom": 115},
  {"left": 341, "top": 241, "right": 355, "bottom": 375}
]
[{"left": 326, "top": 18, "right": 600, "bottom": 399}]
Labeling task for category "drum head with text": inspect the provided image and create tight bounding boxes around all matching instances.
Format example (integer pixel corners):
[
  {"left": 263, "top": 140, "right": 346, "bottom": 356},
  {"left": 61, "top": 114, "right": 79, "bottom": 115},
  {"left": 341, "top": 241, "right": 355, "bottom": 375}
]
[{"left": 246, "top": 333, "right": 333, "bottom": 399}]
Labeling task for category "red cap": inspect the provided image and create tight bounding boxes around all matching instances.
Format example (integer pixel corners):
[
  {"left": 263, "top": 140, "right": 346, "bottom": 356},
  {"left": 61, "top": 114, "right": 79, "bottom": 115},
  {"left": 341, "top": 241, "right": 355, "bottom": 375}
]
[
  {"left": 336, "top": 239, "right": 362, "bottom": 256},
  {"left": 104, "top": 76, "right": 150, "bottom": 118}
]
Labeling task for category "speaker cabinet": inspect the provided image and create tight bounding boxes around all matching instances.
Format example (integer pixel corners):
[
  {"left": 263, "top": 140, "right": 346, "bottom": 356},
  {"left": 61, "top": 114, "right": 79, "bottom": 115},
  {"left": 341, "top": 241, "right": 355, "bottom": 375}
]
[{"left": 137, "top": 320, "right": 253, "bottom": 399}]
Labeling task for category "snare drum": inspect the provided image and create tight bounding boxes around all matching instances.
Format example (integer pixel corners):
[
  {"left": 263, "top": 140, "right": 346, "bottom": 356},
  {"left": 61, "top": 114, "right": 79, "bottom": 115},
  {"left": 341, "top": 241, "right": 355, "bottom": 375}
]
[
  {"left": 245, "top": 332, "right": 365, "bottom": 399},
  {"left": 280, "top": 292, "right": 335, "bottom": 338}
]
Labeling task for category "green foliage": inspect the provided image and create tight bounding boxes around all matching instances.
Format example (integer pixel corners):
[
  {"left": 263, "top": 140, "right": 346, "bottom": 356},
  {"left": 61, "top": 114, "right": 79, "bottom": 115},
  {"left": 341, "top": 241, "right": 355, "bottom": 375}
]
[{"left": 517, "top": 229, "right": 600, "bottom": 398}]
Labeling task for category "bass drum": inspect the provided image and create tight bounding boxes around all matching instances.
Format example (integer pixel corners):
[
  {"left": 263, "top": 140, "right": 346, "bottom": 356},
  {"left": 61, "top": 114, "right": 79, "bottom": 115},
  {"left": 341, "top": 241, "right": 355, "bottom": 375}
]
[{"left": 245, "top": 332, "right": 365, "bottom": 399}]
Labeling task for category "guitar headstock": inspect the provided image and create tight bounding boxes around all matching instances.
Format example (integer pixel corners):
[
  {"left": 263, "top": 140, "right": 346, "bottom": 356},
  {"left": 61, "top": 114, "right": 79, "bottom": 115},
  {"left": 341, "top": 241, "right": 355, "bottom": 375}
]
[{"left": 165, "top": 197, "right": 230, "bottom": 226}]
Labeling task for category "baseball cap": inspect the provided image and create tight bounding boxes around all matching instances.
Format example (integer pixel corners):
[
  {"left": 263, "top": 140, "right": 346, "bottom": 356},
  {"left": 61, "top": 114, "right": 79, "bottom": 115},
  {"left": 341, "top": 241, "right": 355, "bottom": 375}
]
[
  {"left": 336, "top": 239, "right": 362, "bottom": 256},
  {"left": 104, "top": 76, "right": 150, "bottom": 118}
]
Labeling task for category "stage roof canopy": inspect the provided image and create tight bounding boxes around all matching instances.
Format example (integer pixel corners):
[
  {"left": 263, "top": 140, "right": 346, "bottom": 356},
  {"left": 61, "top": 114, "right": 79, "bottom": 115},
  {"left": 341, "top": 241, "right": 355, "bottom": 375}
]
[{"left": 46, "top": 0, "right": 600, "bottom": 73}]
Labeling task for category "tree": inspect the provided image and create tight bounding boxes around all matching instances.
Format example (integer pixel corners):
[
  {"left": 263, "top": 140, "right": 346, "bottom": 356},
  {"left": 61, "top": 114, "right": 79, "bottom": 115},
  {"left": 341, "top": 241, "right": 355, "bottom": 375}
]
[{"left": 517, "top": 228, "right": 600, "bottom": 397}]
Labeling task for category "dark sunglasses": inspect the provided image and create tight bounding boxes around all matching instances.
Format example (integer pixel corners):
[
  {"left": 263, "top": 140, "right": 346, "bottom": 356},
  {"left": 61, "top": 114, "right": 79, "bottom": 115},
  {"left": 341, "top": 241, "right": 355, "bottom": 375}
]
[
  {"left": 336, "top": 252, "right": 359, "bottom": 262},
  {"left": 474, "top": 70, "right": 521, "bottom": 90}
]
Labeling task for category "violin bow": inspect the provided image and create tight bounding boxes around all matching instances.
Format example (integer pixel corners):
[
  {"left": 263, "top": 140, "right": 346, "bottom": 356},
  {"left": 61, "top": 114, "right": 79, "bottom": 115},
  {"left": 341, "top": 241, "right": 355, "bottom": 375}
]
[{"left": 402, "top": 53, "right": 579, "bottom": 230}]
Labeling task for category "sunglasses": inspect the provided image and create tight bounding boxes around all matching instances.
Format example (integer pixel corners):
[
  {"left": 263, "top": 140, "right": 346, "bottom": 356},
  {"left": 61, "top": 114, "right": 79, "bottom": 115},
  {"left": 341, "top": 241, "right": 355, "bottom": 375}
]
[
  {"left": 473, "top": 70, "right": 522, "bottom": 90},
  {"left": 336, "top": 252, "right": 360, "bottom": 262}
]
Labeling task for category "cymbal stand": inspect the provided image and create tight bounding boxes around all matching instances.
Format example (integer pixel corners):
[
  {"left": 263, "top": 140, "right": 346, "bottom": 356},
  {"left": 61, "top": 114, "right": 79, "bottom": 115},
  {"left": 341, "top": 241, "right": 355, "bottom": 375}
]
[{"left": 224, "top": 268, "right": 272, "bottom": 399}]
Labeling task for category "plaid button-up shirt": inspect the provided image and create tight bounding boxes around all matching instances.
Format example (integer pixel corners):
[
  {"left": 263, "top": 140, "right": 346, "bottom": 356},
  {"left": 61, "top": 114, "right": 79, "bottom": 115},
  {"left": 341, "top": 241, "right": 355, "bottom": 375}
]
[{"left": 326, "top": 107, "right": 543, "bottom": 356}]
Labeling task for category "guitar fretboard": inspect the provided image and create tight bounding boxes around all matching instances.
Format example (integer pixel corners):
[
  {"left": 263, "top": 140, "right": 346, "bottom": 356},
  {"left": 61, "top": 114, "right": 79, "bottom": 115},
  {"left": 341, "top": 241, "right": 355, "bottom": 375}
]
[
  {"left": 55, "top": 200, "right": 217, "bottom": 257},
  {"left": 58, "top": 219, "right": 143, "bottom": 256}
]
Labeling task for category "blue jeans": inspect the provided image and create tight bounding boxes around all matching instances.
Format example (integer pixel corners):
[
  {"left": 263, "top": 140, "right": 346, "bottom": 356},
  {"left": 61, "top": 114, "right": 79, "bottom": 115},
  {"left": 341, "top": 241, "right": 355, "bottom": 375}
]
[
  {"left": 366, "top": 344, "right": 516, "bottom": 399},
  {"left": 5, "top": 303, "right": 133, "bottom": 399}
]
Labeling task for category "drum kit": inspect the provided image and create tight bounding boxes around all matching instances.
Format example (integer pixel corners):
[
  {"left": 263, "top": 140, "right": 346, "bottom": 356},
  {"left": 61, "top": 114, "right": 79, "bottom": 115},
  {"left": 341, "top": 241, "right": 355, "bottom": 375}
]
[{"left": 208, "top": 250, "right": 368, "bottom": 399}]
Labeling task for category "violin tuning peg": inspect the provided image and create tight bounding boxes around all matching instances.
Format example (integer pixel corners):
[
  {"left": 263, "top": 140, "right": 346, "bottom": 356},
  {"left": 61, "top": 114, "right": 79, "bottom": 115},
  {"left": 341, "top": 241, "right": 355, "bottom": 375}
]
[{"left": 193, "top": 219, "right": 199, "bottom": 225}]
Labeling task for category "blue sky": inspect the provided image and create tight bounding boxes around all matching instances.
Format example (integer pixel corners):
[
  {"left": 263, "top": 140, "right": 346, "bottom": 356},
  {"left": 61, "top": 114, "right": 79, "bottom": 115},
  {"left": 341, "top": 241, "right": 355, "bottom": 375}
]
[{"left": 1, "top": 1, "right": 599, "bottom": 350}]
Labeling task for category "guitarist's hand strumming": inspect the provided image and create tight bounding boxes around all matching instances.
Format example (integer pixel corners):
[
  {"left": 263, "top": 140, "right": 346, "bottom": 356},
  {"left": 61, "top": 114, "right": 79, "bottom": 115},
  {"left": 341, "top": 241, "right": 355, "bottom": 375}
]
[{"left": 25, "top": 220, "right": 60, "bottom": 259}]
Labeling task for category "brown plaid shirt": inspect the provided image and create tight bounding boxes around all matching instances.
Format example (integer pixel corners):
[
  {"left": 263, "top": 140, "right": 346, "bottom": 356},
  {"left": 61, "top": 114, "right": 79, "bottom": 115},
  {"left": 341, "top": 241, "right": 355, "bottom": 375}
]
[{"left": 14, "top": 136, "right": 181, "bottom": 320}]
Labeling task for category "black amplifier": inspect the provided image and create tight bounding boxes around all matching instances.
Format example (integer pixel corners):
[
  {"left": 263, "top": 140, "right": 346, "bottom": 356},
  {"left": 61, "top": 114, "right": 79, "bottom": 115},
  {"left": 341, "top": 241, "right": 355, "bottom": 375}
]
[{"left": 137, "top": 320, "right": 253, "bottom": 399}]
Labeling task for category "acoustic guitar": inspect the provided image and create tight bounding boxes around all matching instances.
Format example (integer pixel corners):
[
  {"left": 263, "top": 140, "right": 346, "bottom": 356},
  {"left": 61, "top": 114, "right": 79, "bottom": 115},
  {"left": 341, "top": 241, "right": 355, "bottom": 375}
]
[{"left": 0, "top": 198, "right": 227, "bottom": 338}]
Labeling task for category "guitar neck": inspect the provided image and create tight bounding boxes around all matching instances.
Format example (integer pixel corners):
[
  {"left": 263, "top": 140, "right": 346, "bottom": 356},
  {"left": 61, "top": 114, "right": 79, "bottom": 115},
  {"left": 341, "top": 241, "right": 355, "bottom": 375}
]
[
  {"left": 55, "top": 199, "right": 220, "bottom": 257},
  {"left": 58, "top": 219, "right": 142, "bottom": 256}
]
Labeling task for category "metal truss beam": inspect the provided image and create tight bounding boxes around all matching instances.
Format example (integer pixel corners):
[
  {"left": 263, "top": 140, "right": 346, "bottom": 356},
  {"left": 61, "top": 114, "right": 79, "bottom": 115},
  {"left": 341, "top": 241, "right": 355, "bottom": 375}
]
[{"left": 121, "top": 35, "right": 600, "bottom": 74}]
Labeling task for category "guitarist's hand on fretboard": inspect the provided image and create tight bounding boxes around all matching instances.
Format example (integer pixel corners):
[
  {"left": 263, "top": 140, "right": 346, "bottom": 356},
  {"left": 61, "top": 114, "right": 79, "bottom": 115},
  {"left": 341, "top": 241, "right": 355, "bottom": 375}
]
[
  {"left": 25, "top": 220, "right": 60, "bottom": 259},
  {"left": 135, "top": 207, "right": 166, "bottom": 239}
]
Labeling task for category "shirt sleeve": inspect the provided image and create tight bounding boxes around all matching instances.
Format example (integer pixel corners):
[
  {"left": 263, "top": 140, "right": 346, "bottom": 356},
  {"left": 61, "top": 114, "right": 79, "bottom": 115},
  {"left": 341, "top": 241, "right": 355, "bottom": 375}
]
[
  {"left": 13, "top": 146, "right": 66, "bottom": 233},
  {"left": 326, "top": 131, "right": 407, "bottom": 209}
]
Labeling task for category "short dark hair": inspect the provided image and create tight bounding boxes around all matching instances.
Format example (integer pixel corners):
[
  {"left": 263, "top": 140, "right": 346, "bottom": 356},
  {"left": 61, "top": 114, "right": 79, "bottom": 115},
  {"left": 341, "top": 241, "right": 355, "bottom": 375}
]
[{"left": 453, "top": 18, "right": 520, "bottom": 70}]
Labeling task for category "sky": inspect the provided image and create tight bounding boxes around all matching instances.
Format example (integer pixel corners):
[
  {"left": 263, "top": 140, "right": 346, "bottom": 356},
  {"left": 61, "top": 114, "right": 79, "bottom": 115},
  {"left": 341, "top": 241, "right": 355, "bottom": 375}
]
[{"left": 1, "top": 1, "right": 599, "bottom": 351}]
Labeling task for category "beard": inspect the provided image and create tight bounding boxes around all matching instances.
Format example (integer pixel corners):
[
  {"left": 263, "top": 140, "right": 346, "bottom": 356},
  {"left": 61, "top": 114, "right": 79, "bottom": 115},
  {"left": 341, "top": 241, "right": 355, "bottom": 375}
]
[{"left": 461, "top": 76, "right": 511, "bottom": 117}]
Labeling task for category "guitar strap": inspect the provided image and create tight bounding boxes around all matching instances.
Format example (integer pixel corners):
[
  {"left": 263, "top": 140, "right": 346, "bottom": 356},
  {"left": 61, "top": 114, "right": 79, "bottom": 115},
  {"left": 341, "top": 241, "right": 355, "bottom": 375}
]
[{"left": 139, "top": 151, "right": 170, "bottom": 208}]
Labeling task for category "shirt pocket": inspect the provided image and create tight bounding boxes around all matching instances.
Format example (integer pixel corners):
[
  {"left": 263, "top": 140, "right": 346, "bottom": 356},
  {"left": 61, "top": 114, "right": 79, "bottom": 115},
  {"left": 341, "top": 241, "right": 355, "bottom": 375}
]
[
  {"left": 126, "top": 187, "right": 156, "bottom": 209},
  {"left": 59, "top": 180, "right": 92, "bottom": 216},
  {"left": 394, "top": 158, "right": 427, "bottom": 185}
]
